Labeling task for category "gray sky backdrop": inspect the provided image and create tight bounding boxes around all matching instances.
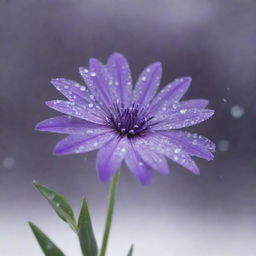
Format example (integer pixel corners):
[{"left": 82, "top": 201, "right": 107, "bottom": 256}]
[{"left": 0, "top": 0, "right": 256, "bottom": 255}]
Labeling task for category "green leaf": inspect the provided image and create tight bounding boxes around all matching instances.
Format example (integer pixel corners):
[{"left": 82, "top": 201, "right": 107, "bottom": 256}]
[
  {"left": 77, "top": 197, "right": 98, "bottom": 256},
  {"left": 29, "top": 222, "right": 65, "bottom": 256},
  {"left": 33, "top": 181, "right": 77, "bottom": 231},
  {"left": 127, "top": 245, "right": 133, "bottom": 256}
]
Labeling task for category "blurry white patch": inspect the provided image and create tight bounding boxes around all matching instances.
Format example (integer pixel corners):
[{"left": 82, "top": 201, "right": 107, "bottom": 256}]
[
  {"left": 222, "top": 98, "right": 227, "bottom": 103},
  {"left": 218, "top": 140, "right": 230, "bottom": 152},
  {"left": 2, "top": 157, "right": 15, "bottom": 169},
  {"left": 230, "top": 105, "right": 245, "bottom": 119}
]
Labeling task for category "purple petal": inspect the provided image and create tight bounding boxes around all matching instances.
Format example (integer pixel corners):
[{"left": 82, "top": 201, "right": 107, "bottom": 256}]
[
  {"left": 54, "top": 130, "right": 114, "bottom": 155},
  {"left": 175, "top": 99, "right": 209, "bottom": 110},
  {"left": 152, "top": 108, "right": 214, "bottom": 129},
  {"left": 106, "top": 52, "right": 133, "bottom": 107},
  {"left": 158, "top": 131, "right": 215, "bottom": 160},
  {"left": 89, "top": 58, "right": 112, "bottom": 107},
  {"left": 51, "top": 78, "right": 90, "bottom": 103},
  {"left": 150, "top": 77, "right": 191, "bottom": 114},
  {"left": 96, "top": 136, "right": 128, "bottom": 182},
  {"left": 35, "top": 115, "right": 104, "bottom": 134},
  {"left": 46, "top": 100, "right": 104, "bottom": 124},
  {"left": 140, "top": 135, "right": 200, "bottom": 174},
  {"left": 134, "top": 139, "right": 169, "bottom": 175},
  {"left": 50, "top": 78, "right": 104, "bottom": 115},
  {"left": 124, "top": 141, "right": 152, "bottom": 185},
  {"left": 133, "top": 62, "right": 162, "bottom": 107}
]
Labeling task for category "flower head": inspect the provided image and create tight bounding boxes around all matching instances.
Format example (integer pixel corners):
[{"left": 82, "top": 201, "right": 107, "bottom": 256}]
[{"left": 36, "top": 53, "right": 215, "bottom": 184}]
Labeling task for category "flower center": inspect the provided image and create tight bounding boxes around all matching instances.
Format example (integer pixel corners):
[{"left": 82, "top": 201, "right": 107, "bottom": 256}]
[{"left": 106, "top": 103, "right": 154, "bottom": 137}]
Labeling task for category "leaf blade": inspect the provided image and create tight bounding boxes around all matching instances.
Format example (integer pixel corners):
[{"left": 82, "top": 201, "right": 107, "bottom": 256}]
[
  {"left": 127, "top": 245, "right": 134, "bottom": 256},
  {"left": 32, "top": 181, "right": 77, "bottom": 231},
  {"left": 29, "top": 222, "right": 65, "bottom": 256},
  {"left": 77, "top": 197, "right": 98, "bottom": 256}
]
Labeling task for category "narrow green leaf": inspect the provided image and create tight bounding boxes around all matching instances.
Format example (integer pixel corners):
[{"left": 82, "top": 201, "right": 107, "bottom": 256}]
[
  {"left": 29, "top": 222, "right": 65, "bottom": 256},
  {"left": 77, "top": 197, "right": 98, "bottom": 256},
  {"left": 33, "top": 181, "right": 77, "bottom": 231},
  {"left": 127, "top": 245, "right": 133, "bottom": 256}
]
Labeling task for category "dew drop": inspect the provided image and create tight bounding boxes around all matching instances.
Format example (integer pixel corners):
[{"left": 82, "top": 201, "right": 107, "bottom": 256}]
[
  {"left": 120, "top": 148, "right": 126, "bottom": 153},
  {"left": 90, "top": 72, "right": 97, "bottom": 77},
  {"left": 174, "top": 148, "right": 181, "bottom": 154},
  {"left": 80, "top": 86, "right": 86, "bottom": 91},
  {"left": 180, "top": 109, "right": 187, "bottom": 114},
  {"left": 88, "top": 103, "right": 94, "bottom": 108}
]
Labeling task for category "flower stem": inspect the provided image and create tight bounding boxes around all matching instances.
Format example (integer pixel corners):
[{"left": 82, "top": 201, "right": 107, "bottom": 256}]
[{"left": 99, "top": 170, "right": 120, "bottom": 256}]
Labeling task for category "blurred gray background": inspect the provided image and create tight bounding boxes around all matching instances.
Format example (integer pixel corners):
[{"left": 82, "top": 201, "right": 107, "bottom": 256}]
[{"left": 1, "top": 0, "right": 256, "bottom": 255}]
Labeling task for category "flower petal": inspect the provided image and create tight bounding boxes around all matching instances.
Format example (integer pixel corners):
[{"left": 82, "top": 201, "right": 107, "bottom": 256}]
[
  {"left": 46, "top": 100, "right": 104, "bottom": 124},
  {"left": 51, "top": 78, "right": 90, "bottom": 103},
  {"left": 35, "top": 115, "right": 104, "bottom": 134},
  {"left": 152, "top": 108, "right": 214, "bottom": 129},
  {"left": 89, "top": 58, "right": 112, "bottom": 107},
  {"left": 106, "top": 52, "right": 133, "bottom": 107},
  {"left": 158, "top": 131, "right": 215, "bottom": 160},
  {"left": 96, "top": 136, "right": 128, "bottom": 182},
  {"left": 176, "top": 99, "right": 209, "bottom": 110},
  {"left": 140, "top": 135, "right": 200, "bottom": 174},
  {"left": 133, "top": 62, "right": 162, "bottom": 107},
  {"left": 54, "top": 130, "right": 114, "bottom": 155},
  {"left": 150, "top": 77, "right": 191, "bottom": 114},
  {"left": 134, "top": 138, "right": 169, "bottom": 175},
  {"left": 124, "top": 141, "right": 152, "bottom": 185},
  {"left": 51, "top": 78, "right": 104, "bottom": 115}
]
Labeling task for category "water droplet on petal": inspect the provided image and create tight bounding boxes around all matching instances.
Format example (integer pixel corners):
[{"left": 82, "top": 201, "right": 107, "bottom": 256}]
[{"left": 180, "top": 109, "right": 187, "bottom": 114}]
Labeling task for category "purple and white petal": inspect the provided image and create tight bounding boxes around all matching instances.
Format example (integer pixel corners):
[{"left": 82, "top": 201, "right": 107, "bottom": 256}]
[
  {"left": 51, "top": 78, "right": 90, "bottom": 103},
  {"left": 174, "top": 99, "right": 209, "bottom": 111},
  {"left": 46, "top": 100, "right": 104, "bottom": 124},
  {"left": 35, "top": 115, "right": 105, "bottom": 134},
  {"left": 51, "top": 78, "right": 104, "bottom": 116},
  {"left": 158, "top": 131, "right": 215, "bottom": 160},
  {"left": 54, "top": 130, "right": 114, "bottom": 155},
  {"left": 134, "top": 139, "right": 169, "bottom": 175},
  {"left": 152, "top": 108, "right": 214, "bottom": 130},
  {"left": 96, "top": 136, "right": 128, "bottom": 182},
  {"left": 150, "top": 77, "right": 191, "bottom": 114},
  {"left": 140, "top": 135, "right": 200, "bottom": 174},
  {"left": 124, "top": 141, "right": 152, "bottom": 184},
  {"left": 106, "top": 52, "right": 133, "bottom": 107},
  {"left": 133, "top": 62, "right": 162, "bottom": 108},
  {"left": 88, "top": 58, "right": 113, "bottom": 107}
]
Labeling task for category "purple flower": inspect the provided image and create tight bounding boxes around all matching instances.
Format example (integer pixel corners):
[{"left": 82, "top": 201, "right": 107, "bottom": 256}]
[{"left": 36, "top": 53, "right": 215, "bottom": 184}]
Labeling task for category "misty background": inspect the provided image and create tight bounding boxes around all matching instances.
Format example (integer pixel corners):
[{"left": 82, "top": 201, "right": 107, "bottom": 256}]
[{"left": 1, "top": 0, "right": 256, "bottom": 255}]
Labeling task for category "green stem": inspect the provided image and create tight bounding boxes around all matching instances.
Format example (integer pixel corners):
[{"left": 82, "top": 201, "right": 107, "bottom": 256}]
[{"left": 99, "top": 170, "right": 120, "bottom": 256}]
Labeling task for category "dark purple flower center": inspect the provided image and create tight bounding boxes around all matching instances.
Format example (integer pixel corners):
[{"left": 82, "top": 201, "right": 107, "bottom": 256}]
[{"left": 106, "top": 103, "right": 154, "bottom": 137}]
